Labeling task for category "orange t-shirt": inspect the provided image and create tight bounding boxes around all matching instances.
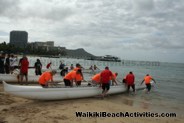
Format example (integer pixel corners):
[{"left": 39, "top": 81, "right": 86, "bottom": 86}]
[
  {"left": 64, "top": 71, "right": 76, "bottom": 80},
  {"left": 144, "top": 76, "right": 152, "bottom": 84},
  {"left": 76, "top": 74, "right": 83, "bottom": 81},
  {"left": 110, "top": 73, "right": 117, "bottom": 80},
  {"left": 92, "top": 73, "right": 101, "bottom": 83},
  {"left": 38, "top": 72, "right": 53, "bottom": 85}
]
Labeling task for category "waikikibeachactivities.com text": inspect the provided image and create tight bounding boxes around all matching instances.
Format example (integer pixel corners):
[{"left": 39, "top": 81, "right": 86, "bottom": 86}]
[{"left": 76, "top": 112, "right": 176, "bottom": 118}]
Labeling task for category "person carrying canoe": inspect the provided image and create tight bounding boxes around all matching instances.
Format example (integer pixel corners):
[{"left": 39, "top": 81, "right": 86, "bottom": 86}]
[
  {"left": 63, "top": 69, "right": 82, "bottom": 87},
  {"left": 73, "top": 63, "right": 84, "bottom": 80},
  {"left": 91, "top": 73, "right": 101, "bottom": 85},
  {"left": 75, "top": 70, "right": 83, "bottom": 86},
  {"left": 110, "top": 72, "right": 118, "bottom": 86},
  {"left": 141, "top": 74, "right": 156, "bottom": 93},
  {"left": 38, "top": 70, "right": 57, "bottom": 88},
  {"left": 73, "top": 63, "right": 82, "bottom": 71},
  {"left": 100, "top": 66, "right": 114, "bottom": 98},
  {"left": 125, "top": 71, "right": 135, "bottom": 93}
]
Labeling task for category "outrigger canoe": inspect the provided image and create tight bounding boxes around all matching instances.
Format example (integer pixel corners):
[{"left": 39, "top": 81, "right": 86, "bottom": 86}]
[{"left": 2, "top": 81, "right": 145, "bottom": 100}]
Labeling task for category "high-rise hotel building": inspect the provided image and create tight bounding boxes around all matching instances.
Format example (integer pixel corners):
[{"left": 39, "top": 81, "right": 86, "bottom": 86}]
[{"left": 10, "top": 31, "right": 28, "bottom": 48}]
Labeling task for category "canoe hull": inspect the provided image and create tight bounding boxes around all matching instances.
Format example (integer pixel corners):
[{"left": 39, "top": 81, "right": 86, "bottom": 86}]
[{"left": 3, "top": 81, "right": 145, "bottom": 100}]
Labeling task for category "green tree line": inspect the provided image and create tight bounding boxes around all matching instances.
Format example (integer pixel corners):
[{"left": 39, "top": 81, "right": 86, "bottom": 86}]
[{"left": 0, "top": 42, "right": 66, "bottom": 56}]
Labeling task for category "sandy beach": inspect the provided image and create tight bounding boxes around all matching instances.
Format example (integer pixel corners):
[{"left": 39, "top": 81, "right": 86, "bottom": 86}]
[{"left": 0, "top": 84, "right": 183, "bottom": 123}]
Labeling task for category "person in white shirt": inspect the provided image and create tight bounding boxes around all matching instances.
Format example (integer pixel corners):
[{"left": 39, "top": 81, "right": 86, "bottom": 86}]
[{"left": 9, "top": 54, "right": 18, "bottom": 74}]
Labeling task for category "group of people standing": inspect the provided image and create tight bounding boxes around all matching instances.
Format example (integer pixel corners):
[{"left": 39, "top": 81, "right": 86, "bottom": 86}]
[
  {"left": 0, "top": 53, "right": 29, "bottom": 84},
  {"left": 0, "top": 53, "right": 18, "bottom": 74},
  {"left": 0, "top": 53, "right": 42, "bottom": 84},
  {"left": 0, "top": 53, "right": 30, "bottom": 84}
]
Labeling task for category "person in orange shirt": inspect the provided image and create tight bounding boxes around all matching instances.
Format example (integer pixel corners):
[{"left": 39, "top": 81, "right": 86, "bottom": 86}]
[
  {"left": 73, "top": 63, "right": 84, "bottom": 80},
  {"left": 64, "top": 69, "right": 82, "bottom": 87},
  {"left": 73, "top": 63, "right": 82, "bottom": 71},
  {"left": 38, "top": 70, "right": 57, "bottom": 88},
  {"left": 91, "top": 73, "right": 101, "bottom": 84},
  {"left": 75, "top": 72, "right": 83, "bottom": 86},
  {"left": 141, "top": 74, "right": 156, "bottom": 92},
  {"left": 110, "top": 72, "right": 118, "bottom": 86}
]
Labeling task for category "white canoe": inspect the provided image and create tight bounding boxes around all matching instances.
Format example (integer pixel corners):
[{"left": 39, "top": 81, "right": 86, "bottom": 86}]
[
  {"left": 0, "top": 74, "right": 63, "bottom": 83},
  {"left": 2, "top": 81, "right": 145, "bottom": 100}
]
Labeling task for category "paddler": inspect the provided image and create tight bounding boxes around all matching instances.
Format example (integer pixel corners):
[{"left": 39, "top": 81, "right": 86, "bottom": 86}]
[
  {"left": 100, "top": 66, "right": 114, "bottom": 98},
  {"left": 125, "top": 71, "right": 135, "bottom": 93},
  {"left": 73, "top": 63, "right": 84, "bottom": 80},
  {"left": 63, "top": 69, "right": 82, "bottom": 87},
  {"left": 110, "top": 72, "right": 118, "bottom": 86},
  {"left": 91, "top": 73, "right": 101, "bottom": 85},
  {"left": 38, "top": 70, "right": 57, "bottom": 88},
  {"left": 141, "top": 74, "right": 156, "bottom": 93}
]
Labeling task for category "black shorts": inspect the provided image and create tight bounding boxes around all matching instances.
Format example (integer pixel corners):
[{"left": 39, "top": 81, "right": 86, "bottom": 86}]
[
  {"left": 76, "top": 81, "right": 81, "bottom": 86},
  {"left": 127, "top": 84, "right": 135, "bottom": 92},
  {"left": 146, "top": 83, "right": 151, "bottom": 91},
  {"left": 102, "top": 83, "right": 110, "bottom": 91},
  {"left": 64, "top": 79, "right": 71, "bottom": 86},
  {"left": 40, "top": 84, "right": 48, "bottom": 88}
]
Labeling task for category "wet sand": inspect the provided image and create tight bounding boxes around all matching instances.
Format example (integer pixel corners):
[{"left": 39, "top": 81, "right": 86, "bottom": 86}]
[{"left": 0, "top": 84, "right": 184, "bottom": 123}]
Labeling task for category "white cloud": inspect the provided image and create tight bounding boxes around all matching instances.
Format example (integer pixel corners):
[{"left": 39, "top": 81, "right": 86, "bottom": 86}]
[{"left": 0, "top": 0, "right": 184, "bottom": 63}]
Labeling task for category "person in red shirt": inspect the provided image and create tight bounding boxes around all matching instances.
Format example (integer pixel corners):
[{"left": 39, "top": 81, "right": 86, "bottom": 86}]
[
  {"left": 19, "top": 56, "right": 29, "bottom": 84},
  {"left": 46, "top": 62, "right": 52, "bottom": 69},
  {"left": 125, "top": 71, "right": 135, "bottom": 93},
  {"left": 100, "top": 66, "right": 114, "bottom": 97}
]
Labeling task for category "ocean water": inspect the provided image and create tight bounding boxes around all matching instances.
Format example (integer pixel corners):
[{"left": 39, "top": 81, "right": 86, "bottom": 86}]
[{"left": 26, "top": 57, "right": 184, "bottom": 114}]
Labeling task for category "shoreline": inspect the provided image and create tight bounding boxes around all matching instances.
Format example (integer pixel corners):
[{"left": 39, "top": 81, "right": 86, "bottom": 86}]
[{"left": 0, "top": 85, "right": 184, "bottom": 123}]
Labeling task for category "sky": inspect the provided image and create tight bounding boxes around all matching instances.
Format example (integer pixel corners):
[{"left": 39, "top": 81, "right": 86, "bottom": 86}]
[{"left": 0, "top": 0, "right": 184, "bottom": 63}]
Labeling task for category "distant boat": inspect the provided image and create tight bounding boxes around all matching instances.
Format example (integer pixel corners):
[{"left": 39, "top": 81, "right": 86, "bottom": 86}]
[{"left": 90, "top": 55, "right": 121, "bottom": 62}]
